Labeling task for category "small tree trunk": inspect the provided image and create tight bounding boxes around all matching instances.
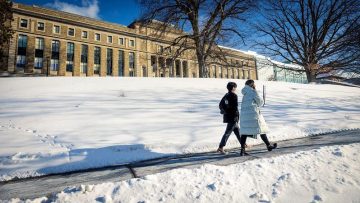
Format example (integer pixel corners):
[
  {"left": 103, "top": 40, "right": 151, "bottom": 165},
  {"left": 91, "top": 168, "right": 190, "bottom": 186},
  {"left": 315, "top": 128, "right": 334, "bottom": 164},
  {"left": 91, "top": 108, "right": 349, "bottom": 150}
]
[
  {"left": 305, "top": 63, "right": 319, "bottom": 83},
  {"left": 196, "top": 51, "right": 206, "bottom": 78},
  {"left": 305, "top": 71, "right": 317, "bottom": 83}
]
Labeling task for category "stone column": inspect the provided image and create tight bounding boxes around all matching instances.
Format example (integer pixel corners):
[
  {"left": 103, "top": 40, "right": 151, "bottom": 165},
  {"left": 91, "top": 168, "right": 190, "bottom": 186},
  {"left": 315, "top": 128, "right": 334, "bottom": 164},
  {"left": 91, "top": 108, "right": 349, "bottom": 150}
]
[
  {"left": 112, "top": 49, "right": 119, "bottom": 76},
  {"left": 7, "top": 19, "right": 18, "bottom": 73},
  {"left": 42, "top": 37, "right": 52, "bottom": 75},
  {"left": 165, "top": 59, "right": 170, "bottom": 77},
  {"left": 179, "top": 60, "right": 183, "bottom": 78},
  {"left": 147, "top": 55, "right": 152, "bottom": 77},
  {"left": 154, "top": 56, "right": 158, "bottom": 77},
  {"left": 156, "top": 57, "right": 160, "bottom": 77},
  {"left": 87, "top": 45, "right": 94, "bottom": 76},
  {"left": 25, "top": 35, "right": 35, "bottom": 73},
  {"left": 58, "top": 40, "right": 66, "bottom": 76},
  {"left": 73, "top": 43, "right": 81, "bottom": 76},
  {"left": 209, "top": 65, "right": 213, "bottom": 78},
  {"left": 135, "top": 51, "right": 139, "bottom": 77},
  {"left": 100, "top": 46, "right": 107, "bottom": 77},
  {"left": 7, "top": 34, "right": 17, "bottom": 73},
  {"left": 215, "top": 66, "right": 219, "bottom": 78}
]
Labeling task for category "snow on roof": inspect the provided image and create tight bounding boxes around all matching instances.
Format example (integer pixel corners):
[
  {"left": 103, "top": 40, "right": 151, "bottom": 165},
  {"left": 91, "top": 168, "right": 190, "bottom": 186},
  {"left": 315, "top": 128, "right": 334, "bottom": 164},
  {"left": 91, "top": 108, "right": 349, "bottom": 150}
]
[
  {"left": 218, "top": 45, "right": 258, "bottom": 56},
  {"left": 218, "top": 45, "right": 304, "bottom": 70}
]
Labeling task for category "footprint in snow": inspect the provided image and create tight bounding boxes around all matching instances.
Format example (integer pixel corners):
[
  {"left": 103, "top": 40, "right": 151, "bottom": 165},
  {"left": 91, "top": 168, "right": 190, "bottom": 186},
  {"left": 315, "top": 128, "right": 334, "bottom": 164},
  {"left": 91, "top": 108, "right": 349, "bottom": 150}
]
[
  {"left": 207, "top": 183, "right": 217, "bottom": 191},
  {"left": 310, "top": 194, "right": 323, "bottom": 202},
  {"left": 272, "top": 173, "right": 291, "bottom": 198},
  {"left": 332, "top": 148, "right": 343, "bottom": 157}
]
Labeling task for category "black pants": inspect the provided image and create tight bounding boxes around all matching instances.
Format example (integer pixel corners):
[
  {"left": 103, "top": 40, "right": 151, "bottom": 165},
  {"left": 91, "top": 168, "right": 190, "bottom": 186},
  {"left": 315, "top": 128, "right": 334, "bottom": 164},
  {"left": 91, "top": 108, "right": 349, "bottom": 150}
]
[
  {"left": 219, "top": 122, "right": 241, "bottom": 148},
  {"left": 240, "top": 134, "right": 271, "bottom": 148}
]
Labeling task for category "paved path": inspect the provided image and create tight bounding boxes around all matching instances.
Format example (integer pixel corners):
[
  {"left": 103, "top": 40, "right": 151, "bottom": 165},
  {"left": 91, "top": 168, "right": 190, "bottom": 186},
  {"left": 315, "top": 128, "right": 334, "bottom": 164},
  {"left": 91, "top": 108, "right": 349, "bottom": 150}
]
[{"left": 1, "top": 129, "right": 359, "bottom": 200}]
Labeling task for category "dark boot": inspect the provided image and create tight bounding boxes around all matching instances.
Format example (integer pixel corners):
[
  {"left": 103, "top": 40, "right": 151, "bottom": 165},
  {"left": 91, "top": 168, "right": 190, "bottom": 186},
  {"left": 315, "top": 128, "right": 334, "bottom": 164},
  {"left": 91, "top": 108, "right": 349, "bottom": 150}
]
[
  {"left": 267, "top": 143, "right": 277, "bottom": 151},
  {"left": 260, "top": 134, "right": 277, "bottom": 151},
  {"left": 240, "top": 148, "right": 249, "bottom": 156}
]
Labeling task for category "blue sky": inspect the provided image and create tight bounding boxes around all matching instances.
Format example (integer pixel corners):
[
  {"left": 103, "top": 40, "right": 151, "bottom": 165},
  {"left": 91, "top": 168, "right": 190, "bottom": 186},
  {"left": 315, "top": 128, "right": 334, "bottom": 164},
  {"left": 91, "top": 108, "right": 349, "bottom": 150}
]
[{"left": 15, "top": 0, "right": 141, "bottom": 26}]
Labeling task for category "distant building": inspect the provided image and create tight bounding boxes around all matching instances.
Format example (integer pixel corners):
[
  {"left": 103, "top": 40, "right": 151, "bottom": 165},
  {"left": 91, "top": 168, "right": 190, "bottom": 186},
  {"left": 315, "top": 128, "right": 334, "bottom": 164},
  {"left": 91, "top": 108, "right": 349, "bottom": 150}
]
[
  {"left": 0, "top": 2, "right": 257, "bottom": 79},
  {"left": 218, "top": 49, "right": 308, "bottom": 84}
]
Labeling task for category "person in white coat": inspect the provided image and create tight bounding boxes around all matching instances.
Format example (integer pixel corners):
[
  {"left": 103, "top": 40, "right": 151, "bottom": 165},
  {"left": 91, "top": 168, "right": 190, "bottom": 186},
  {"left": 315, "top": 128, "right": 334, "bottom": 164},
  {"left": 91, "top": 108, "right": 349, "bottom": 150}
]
[{"left": 239, "top": 79, "right": 277, "bottom": 156}]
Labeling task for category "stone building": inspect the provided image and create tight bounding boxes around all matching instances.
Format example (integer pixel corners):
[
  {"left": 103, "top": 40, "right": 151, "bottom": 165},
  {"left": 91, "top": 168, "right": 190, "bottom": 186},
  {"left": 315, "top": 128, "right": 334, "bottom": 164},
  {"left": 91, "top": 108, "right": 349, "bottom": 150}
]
[{"left": 1, "top": 3, "right": 257, "bottom": 79}]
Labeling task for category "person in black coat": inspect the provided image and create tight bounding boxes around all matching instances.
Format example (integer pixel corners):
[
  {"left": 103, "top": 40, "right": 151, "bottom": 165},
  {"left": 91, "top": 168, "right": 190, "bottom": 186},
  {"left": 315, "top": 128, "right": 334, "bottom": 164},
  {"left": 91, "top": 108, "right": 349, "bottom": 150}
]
[{"left": 217, "top": 82, "right": 242, "bottom": 154}]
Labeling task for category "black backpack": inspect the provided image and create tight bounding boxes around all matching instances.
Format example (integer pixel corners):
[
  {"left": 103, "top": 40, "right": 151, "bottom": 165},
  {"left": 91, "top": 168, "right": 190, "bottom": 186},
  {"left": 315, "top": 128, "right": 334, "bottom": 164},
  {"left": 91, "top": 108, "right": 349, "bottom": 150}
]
[{"left": 219, "top": 93, "right": 229, "bottom": 114}]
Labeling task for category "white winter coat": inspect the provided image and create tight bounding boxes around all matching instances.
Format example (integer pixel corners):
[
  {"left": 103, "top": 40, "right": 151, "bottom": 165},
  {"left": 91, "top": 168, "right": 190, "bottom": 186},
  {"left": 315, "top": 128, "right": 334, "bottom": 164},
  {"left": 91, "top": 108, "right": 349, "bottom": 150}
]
[{"left": 240, "top": 85, "right": 269, "bottom": 137}]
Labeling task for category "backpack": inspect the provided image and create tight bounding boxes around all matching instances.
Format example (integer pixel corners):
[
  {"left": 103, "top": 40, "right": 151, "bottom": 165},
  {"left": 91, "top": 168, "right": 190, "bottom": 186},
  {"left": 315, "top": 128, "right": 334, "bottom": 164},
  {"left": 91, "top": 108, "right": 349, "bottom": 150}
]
[{"left": 219, "top": 93, "right": 229, "bottom": 114}]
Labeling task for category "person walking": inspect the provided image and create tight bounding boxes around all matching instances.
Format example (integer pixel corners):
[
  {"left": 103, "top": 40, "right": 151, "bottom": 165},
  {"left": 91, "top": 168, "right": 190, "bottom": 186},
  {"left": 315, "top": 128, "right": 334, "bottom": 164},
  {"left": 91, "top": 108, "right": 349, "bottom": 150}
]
[
  {"left": 239, "top": 80, "right": 277, "bottom": 156},
  {"left": 217, "top": 82, "right": 242, "bottom": 154}
]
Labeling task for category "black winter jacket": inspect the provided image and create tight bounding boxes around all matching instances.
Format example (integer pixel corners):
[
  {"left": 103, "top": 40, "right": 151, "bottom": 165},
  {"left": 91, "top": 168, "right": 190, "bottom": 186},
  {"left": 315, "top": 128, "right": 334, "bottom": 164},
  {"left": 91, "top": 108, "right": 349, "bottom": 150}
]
[{"left": 223, "top": 92, "right": 239, "bottom": 123}]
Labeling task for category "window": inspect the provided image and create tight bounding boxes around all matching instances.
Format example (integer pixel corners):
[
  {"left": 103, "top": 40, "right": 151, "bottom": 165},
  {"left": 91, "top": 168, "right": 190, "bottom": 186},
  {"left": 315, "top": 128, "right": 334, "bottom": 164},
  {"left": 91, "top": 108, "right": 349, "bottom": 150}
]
[
  {"left": 16, "top": 56, "right": 26, "bottom": 67},
  {"left": 18, "top": 35, "right": 27, "bottom": 48},
  {"left": 119, "top": 37, "right": 124, "bottom": 45},
  {"left": 51, "top": 40, "right": 60, "bottom": 53},
  {"left": 37, "top": 22, "right": 44, "bottom": 31},
  {"left": 107, "top": 48, "right": 113, "bottom": 75},
  {"left": 95, "top": 33, "right": 101, "bottom": 41},
  {"left": 53, "top": 25, "right": 60, "bottom": 34},
  {"left": 16, "top": 35, "right": 27, "bottom": 68},
  {"left": 82, "top": 31, "right": 88, "bottom": 39},
  {"left": 129, "top": 52, "right": 135, "bottom": 77},
  {"left": 81, "top": 45, "right": 88, "bottom": 74},
  {"left": 165, "top": 46, "right": 172, "bottom": 53},
  {"left": 118, "top": 50, "right": 124, "bottom": 76},
  {"left": 35, "top": 38, "right": 44, "bottom": 50},
  {"left": 35, "top": 38, "right": 44, "bottom": 69},
  {"left": 34, "top": 57, "right": 43, "bottom": 69},
  {"left": 108, "top": 36, "right": 112, "bottom": 43},
  {"left": 66, "top": 42, "right": 74, "bottom": 72},
  {"left": 51, "top": 40, "right": 60, "bottom": 71},
  {"left": 20, "top": 19, "right": 28, "bottom": 28},
  {"left": 68, "top": 28, "right": 75, "bottom": 36},
  {"left": 129, "top": 40, "right": 135, "bottom": 47},
  {"left": 94, "top": 46, "right": 101, "bottom": 74},
  {"left": 158, "top": 45, "right": 164, "bottom": 53},
  {"left": 51, "top": 59, "right": 59, "bottom": 71}
]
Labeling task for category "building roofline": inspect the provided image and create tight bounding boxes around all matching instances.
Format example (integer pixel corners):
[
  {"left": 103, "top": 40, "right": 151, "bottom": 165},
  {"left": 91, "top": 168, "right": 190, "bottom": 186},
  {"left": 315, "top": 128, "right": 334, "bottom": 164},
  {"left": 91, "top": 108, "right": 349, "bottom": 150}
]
[{"left": 13, "top": 2, "right": 131, "bottom": 28}]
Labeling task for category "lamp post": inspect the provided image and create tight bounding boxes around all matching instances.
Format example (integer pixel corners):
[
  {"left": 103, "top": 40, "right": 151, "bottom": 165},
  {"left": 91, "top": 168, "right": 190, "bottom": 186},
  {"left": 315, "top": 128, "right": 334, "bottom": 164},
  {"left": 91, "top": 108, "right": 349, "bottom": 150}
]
[{"left": 263, "top": 85, "right": 266, "bottom": 107}]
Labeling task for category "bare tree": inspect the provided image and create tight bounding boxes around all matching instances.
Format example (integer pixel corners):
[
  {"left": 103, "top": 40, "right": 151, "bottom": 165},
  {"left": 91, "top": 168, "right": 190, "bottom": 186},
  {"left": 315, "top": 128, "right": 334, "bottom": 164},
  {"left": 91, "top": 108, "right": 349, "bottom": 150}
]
[
  {"left": 0, "top": 0, "right": 14, "bottom": 68},
  {"left": 138, "top": 0, "right": 256, "bottom": 78},
  {"left": 255, "top": 0, "right": 360, "bottom": 82}
]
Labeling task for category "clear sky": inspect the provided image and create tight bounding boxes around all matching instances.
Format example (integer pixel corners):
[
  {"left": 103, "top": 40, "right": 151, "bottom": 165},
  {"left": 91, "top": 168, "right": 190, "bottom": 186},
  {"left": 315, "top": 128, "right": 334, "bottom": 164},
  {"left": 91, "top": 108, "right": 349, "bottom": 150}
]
[{"left": 15, "top": 0, "right": 141, "bottom": 26}]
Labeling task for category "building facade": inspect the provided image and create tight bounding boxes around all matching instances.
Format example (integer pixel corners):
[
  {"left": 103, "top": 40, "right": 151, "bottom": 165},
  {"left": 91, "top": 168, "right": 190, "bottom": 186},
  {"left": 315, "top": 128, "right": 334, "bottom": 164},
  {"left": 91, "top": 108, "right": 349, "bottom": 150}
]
[
  {"left": 1, "top": 3, "right": 257, "bottom": 79},
  {"left": 235, "top": 50, "right": 308, "bottom": 84}
]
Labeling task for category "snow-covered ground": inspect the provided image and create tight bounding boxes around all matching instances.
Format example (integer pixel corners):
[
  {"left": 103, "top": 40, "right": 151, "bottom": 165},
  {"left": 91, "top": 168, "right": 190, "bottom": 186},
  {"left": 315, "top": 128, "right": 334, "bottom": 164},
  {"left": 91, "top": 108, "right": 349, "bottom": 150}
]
[
  {"left": 8, "top": 143, "right": 360, "bottom": 203},
  {"left": 0, "top": 77, "right": 359, "bottom": 182}
]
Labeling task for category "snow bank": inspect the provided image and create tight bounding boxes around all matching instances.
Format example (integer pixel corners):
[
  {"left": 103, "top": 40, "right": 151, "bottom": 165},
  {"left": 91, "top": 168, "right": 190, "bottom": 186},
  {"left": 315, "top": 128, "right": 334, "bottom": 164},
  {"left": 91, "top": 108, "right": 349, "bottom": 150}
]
[
  {"left": 0, "top": 77, "right": 359, "bottom": 181},
  {"left": 11, "top": 143, "right": 360, "bottom": 203}
]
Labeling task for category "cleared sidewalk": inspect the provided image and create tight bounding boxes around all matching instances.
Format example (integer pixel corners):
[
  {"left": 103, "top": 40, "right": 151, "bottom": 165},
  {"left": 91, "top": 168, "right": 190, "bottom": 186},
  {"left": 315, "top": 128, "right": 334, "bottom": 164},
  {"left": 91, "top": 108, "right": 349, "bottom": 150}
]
[{"left": 1, "top": 129, "right": 359, "bottom": 200}]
